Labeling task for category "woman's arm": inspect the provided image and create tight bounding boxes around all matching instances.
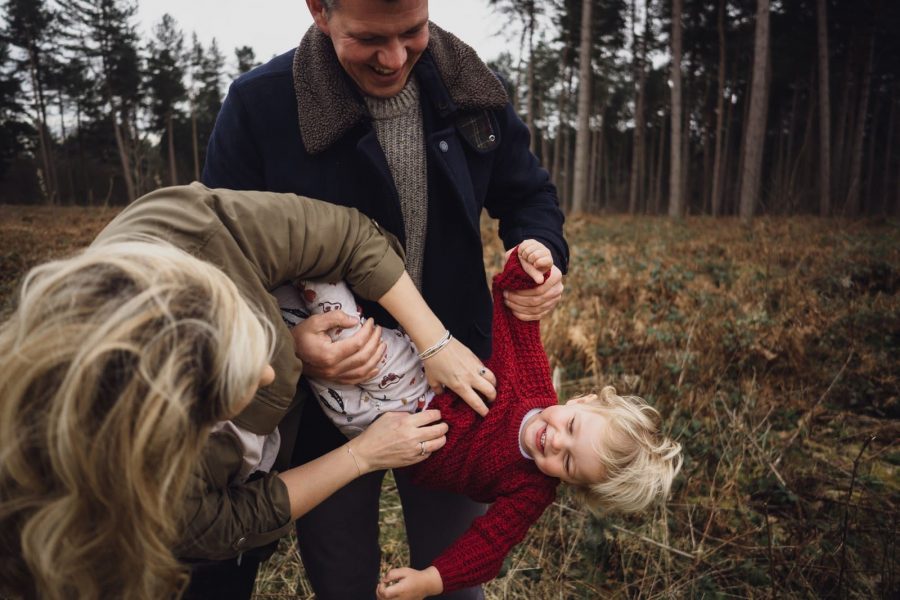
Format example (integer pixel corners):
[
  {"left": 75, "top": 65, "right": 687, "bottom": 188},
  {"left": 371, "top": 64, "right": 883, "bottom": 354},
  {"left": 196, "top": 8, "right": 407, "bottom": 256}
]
[
  {"left": 277, "top": 409, "right": 447, "bottom": 520},
  {"left": 376, "top": 272, "right": 497, "bottom": 417}
]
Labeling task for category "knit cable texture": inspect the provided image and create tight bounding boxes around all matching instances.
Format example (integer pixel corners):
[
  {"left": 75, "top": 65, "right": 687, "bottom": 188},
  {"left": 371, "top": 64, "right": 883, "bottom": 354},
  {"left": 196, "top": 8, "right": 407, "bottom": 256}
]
[{"left": 364, "top": 78, "right": 428, "bottom": 291}]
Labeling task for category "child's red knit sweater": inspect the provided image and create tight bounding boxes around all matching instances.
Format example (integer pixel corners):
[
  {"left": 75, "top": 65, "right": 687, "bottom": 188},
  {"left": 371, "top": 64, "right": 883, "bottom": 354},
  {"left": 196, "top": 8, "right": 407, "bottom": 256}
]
[{"left": 406, "top": 252, "right": 560, "bottom": 592}]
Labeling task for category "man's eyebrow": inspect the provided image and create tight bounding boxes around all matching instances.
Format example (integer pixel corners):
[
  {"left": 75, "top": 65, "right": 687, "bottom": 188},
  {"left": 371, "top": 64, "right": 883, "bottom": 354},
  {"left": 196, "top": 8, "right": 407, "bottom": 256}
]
[
  {"left": 350, "top": 19, "right": 428, "bottom": 39},
  {"left": 403, "top": 20, "right": 429, "bottom": 34}
]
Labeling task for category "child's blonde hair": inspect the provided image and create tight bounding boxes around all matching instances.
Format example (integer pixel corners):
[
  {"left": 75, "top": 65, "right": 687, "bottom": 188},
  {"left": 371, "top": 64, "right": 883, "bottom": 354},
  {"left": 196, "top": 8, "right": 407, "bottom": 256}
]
[
  {"left": 573, "top": 386, "right": 682, "bottom": 514},
  {"left": 0, "top": 240, "right": 273, "bottom": 600}
]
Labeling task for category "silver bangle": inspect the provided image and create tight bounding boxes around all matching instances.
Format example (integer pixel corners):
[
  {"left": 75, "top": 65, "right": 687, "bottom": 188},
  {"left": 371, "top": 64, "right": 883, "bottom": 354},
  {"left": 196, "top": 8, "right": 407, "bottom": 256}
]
[{"left": 418, "top": 329, "right": 452, "bottom": 361}]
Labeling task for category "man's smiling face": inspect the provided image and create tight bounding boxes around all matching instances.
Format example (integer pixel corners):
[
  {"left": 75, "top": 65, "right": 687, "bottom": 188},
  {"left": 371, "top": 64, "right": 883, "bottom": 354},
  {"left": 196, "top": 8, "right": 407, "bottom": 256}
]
[{"left": 309, "top": 0, "right": 430, "bottom": 98}]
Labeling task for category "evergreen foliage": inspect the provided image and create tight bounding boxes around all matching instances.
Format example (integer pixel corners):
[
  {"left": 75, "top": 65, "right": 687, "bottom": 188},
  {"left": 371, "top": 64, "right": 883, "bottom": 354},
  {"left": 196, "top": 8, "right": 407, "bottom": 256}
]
[{"left": 0, "top": 0, "right": 895, "bottom": 214}]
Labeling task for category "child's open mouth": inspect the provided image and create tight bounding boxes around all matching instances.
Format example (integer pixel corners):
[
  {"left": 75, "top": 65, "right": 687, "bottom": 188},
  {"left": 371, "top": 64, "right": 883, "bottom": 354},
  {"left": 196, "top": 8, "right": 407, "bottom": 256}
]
[{"left": 537, "top": 426, "right": 547, "bottom": 454}]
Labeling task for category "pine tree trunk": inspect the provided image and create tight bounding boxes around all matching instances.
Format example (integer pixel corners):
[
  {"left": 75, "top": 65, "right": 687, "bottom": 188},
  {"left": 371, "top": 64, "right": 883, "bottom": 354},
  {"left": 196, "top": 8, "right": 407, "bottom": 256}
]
[
  {"left": 700, "top": 74, "right": 713, "bottom": 213},
  {"left": 628, "top": 0, "right": 647, "bottom": 214},
  {"left": 816, "top": 0, "right": 832, "bottom": 216},
  {"left": 526, "top": 11, "right": 536, "bottom": 152},
  {"left": 167, "top": 112, "right": 179, "bottom": 186},
  {"left": 552, "top": 54, "right": 572, "bottom": 194},
  {"left": 711, "top": 0, "right": 727, "bottom": 216},
  {"left": 863, "top": 97, "right": 879, "bottom": 214},
  {"left": 587, "top": 127, "right": 596, "bottom": 210},
  {"left": 601, "top": 128, "right": 610, "bottom": 211},
  {"left": 28, "top": 58, "right": 56, "bottom": 204},
  {"left": 562, "top": 125, "right": 572, "bottom": 212},
  {"left": 739, "top": 0, "right": 771, "bottom": 222},
  {"left": 192, "top": 108, "right": 200, "bottom": 181},
  {"left": 681, "top": 57, "right": 691, "bottom": 212},
  {"left": 787, "top": 84, "right": 816, "bottom": 213},
  {"left": 655, "top": 112, "right": 666, "bottom": 214},
  {"left": 780, "top": 86, "right": 800, "bottom": 209},
  {"left": 57, "top": 92, "right": 76, "bottom": 205},
  {"left": 76, "top": 103, "right": 90, "bottom": 205},
  {"left": 668, "top": 0, "right": 684, "bottom": 217},
  {"left": 833, "top": 42, "right": 855, "bottom": 200},
  {"left": 591, "top": 127, "right": 604, "bottom": 211},
  {"left": 571, "top": 0, "right": 594, "bottom": 215},
  {"left": 844, "top": 33, "right": 874, "bottom": 216},
  {"left": 129, "top": 112, "right": 143, "bottom": 198},
  {"left": 882, "top": 97, "right": 896, "bottom": 216},
  {"left": 722, "top": 85, "right": 735, "bottom": 214},
  {"left": 111, "top": 109, "right": 136, "bottom": 203}
]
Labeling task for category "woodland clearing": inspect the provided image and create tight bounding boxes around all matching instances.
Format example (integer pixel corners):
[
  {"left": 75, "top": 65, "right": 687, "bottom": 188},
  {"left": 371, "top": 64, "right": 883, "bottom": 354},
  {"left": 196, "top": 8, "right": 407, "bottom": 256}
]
[{"left": 1, "top": 205, "right": 897, "bottom": 599}]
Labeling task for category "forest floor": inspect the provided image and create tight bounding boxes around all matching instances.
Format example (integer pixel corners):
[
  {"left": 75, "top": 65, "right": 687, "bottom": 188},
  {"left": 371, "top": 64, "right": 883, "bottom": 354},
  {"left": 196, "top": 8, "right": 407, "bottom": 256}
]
[{"left": 1, "top": 205, "right": 898, "bottom": 598}]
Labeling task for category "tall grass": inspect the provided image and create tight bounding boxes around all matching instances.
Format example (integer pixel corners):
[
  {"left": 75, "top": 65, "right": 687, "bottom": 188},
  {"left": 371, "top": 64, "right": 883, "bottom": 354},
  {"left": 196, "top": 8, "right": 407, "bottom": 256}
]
[{"left": 2, "top": 206, "right": 897, "bottom": 598}]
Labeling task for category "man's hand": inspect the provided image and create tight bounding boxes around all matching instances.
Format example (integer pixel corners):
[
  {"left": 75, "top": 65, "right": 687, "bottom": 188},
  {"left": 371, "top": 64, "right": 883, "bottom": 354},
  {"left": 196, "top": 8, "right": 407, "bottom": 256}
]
[
  {"left": 291, "top": 310, "right": 386, "bottom": 384},
  {"left": 503, "top": 240, "right": 564, "bottom": 321},
  {"left": 376, "top": 566, "right": 443, "bottom": 600}
]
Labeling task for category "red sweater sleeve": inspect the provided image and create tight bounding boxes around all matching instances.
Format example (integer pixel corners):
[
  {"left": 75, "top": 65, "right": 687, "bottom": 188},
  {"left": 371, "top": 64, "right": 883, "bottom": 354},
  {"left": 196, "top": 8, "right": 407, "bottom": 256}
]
[
  {"left": 431, "top": 480, "right": 556, "bottom": 592},
  {"left": 429, "top": 250, "right": 559, "bottom": 591}
]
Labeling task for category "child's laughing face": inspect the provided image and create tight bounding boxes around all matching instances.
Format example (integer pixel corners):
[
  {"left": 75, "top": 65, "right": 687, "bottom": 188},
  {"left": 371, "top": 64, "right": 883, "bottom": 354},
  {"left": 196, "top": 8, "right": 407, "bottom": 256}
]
[{"left": 520, "top": 396, "right": 609, "bottom": 485}]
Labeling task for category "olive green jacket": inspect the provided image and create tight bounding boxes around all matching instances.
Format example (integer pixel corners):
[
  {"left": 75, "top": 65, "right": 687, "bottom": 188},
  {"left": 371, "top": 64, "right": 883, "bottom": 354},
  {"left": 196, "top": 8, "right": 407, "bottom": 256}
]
[{"left": 93, "top": 183, "right": 406, "bottom": 559}]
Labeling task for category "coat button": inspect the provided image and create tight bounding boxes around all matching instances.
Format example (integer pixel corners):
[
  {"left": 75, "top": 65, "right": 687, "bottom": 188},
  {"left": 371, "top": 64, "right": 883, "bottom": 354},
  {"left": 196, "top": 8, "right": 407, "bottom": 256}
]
[
  {"left": 439, "top": 140, "right": 449, "bottom": 152},
  {"left": 488, "top": 134, "right": 496, "bottom": 142}
]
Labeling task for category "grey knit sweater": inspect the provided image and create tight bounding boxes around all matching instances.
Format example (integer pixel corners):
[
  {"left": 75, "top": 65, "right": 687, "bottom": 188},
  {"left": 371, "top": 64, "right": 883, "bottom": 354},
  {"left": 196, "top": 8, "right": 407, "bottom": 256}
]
[{"left": 364, "top": 78, "right": 427, "bottom": 290}]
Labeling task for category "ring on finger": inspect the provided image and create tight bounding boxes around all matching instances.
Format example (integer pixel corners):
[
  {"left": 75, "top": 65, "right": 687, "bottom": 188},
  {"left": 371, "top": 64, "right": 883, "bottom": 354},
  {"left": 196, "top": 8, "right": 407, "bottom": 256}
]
[
  {"left": 478, "top": 367, "right": 487, "bottom": 376},
  {"left": 419, "top": 441, "right": 427, "bottom": 456}
]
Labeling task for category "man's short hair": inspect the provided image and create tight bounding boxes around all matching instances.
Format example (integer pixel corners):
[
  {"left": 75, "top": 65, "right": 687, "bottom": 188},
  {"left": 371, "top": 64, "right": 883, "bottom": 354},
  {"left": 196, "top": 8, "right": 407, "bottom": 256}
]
[{"left": 320, "top": 0, "right": 401, "bottom": 14}]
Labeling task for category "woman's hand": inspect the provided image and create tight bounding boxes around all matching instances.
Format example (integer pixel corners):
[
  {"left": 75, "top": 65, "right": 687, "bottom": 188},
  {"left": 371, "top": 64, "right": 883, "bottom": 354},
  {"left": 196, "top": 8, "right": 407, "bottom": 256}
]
[
  {"left": 422, "top": 337, "right": 496, "bottom": 417},
  {"left": 278, "top": 410, "right": 447, "bottom": 520},
  {"left": 350, "top": 410, "right": 449, "bottom": 472},
  {"left": 376, "top": 566, "right": 443, "bottom": 600},
  {"left": 375, "top": 272, "right": 496, "bottom": 416}
]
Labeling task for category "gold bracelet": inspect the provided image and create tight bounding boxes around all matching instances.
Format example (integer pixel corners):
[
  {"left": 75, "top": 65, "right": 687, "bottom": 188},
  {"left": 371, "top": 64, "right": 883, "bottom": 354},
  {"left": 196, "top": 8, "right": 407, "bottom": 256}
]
[{"left": 347, "top": 444, "right": 362, "bottom": 477}]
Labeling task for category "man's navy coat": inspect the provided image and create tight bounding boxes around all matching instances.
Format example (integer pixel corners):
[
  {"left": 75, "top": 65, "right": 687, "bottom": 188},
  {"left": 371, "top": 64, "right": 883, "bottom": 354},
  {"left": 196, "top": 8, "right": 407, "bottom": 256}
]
[{"left": 202, "top": 25, "right": 568, "bottom": 359}]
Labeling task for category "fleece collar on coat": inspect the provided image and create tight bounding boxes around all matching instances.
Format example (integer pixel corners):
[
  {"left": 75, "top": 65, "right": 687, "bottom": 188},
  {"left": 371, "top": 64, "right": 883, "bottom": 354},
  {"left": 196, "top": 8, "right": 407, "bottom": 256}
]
[{"left": 292, "top": 22, "right": 509, "bottom": 154}]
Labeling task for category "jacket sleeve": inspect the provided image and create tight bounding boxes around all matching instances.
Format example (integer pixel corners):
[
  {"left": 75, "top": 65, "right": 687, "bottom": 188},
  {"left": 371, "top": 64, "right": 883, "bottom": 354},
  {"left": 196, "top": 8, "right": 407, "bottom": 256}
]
[
  {"left": 176, "top": 431, "right": 293, "bottom": 560},
  {"left": 483, "top": 102, "right": 569, "bottom": 274},
  {"left": 431, "top": 482, "right": 556, "bottom": 592},
  {"left": 202, "top": 80, "right": 266, "bottom": 190}
]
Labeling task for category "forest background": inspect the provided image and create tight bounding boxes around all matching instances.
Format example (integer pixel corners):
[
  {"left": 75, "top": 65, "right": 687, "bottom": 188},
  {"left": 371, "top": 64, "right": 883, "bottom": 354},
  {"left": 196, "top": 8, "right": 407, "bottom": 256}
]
[{"left": 0, "top": 0, "right": 898, "bottom": 598}]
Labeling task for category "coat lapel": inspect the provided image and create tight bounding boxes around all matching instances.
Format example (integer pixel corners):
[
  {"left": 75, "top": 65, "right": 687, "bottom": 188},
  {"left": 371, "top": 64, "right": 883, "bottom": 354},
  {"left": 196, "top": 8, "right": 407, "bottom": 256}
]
[{"left": 292, "top": 23, "right": 509, "bottom": 155}]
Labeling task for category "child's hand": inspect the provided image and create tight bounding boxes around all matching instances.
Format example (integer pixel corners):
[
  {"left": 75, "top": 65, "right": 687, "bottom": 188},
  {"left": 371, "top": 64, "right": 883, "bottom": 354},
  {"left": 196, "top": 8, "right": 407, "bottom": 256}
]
[
  {"left": 376, "top": 566, "right": 443, "bottom": 600},
  {"left": 502, "top": 239, "right": 564, "bottom": 321},
  {"left": 515, "top": 239, "right": 553, "bottom": 284}
]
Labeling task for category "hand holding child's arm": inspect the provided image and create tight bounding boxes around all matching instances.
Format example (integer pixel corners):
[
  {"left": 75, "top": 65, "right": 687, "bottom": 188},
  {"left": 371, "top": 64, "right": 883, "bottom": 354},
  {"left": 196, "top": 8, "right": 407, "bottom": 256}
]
[
  {"left": 376, "top": 566, "right": 443, "bottom": 600},
  {"left": 378, "top": 272, "right": 496, "bottom": 416},
  {"left": 503, "top": 239, "right": 563, "bottom": 321}
]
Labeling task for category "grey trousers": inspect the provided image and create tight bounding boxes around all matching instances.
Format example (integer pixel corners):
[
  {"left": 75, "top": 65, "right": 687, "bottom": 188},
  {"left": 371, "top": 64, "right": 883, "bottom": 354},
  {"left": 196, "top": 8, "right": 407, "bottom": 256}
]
[{"left": 293, "top": 397, "right": 487, "bottom": 600}]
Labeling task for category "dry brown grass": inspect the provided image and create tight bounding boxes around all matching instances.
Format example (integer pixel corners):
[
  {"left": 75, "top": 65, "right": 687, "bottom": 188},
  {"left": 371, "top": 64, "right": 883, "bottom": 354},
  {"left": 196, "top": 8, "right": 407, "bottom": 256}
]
[{"left": 2, "top": 206, "right": 898, "bottom": 598}]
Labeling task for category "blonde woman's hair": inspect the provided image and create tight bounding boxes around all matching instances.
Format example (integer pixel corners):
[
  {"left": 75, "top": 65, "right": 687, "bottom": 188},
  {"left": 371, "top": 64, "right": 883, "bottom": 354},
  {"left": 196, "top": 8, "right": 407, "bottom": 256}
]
[
  {"left": 0, "top": 240, "right": 273, "bottom": 600},
  {"left": 573, "top": 386, "right": 683, "bottom": 514}
]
